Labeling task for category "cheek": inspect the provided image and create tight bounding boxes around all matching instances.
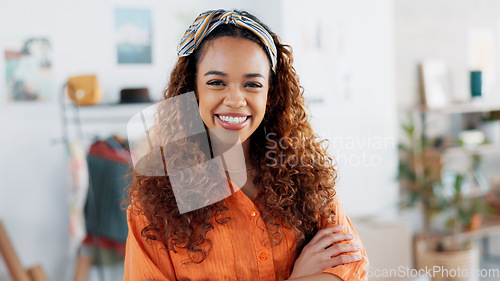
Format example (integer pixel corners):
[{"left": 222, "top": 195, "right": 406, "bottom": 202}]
[
  {"left": 254, "top": 93, "right": 269, "bottom": 120},
  {"left": 197, "top": 91, "right": 216, "bottom": 123}
]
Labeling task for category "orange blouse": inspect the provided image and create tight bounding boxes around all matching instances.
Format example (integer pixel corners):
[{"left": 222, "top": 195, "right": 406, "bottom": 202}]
[{"left": 124, "top": 183, "right": 368, "bottom": 281}]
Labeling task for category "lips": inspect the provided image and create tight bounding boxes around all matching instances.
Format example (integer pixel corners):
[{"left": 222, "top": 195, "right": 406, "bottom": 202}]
[{"left": 215, "top": 113, "right": 251, "bottom": 130}]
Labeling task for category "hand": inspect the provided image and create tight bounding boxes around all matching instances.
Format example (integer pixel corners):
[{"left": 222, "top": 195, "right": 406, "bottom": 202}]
[{"left": 288, "top": 225, "right": 362, "bottom": 279}]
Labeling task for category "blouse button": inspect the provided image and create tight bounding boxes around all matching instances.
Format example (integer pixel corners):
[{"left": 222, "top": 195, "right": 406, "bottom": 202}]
[
  {"left": 259, "top": 252, "right": 267, "bottom": 260},
  {"left": 250, "top": 210, "right": 257, "bottom": 217}
]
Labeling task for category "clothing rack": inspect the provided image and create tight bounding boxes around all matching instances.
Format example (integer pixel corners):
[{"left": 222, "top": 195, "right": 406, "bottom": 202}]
[
  {"left": 58, "top": 83, "right": 107, "bottom": 281},
  {"left": 59, "top": 85, "right": 146, "bottom": 281}
]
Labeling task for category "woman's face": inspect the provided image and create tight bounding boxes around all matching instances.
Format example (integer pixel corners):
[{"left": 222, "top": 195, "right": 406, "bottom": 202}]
[{"left": 196, "top": 36, "right": 270, "bottom": 147}]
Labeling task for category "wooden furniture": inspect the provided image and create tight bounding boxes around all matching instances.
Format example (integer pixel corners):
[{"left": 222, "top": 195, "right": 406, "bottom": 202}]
[
  {"left": 414, "top": 215, "right": 500, "bottom": 252},
  {"left": 27, "top": 265, "right": 50, "bottom": 281},
  {"left": 0, "top": 220, "right": 50, "bottom": 281},
  {"left": 414, "top": 101, "right": 500, "bottom": 198},
  {"left": 72, "top": 254, "right": 93, "bottom": 281},
  {"left": 415, "top": 101, "right": 500, "bottom": 157},
  {"left": 412, "top": 101, "right": 500, "bottom": 270},
  {"left": 418, "top": 101, "right": 500, "bottom": 114}
]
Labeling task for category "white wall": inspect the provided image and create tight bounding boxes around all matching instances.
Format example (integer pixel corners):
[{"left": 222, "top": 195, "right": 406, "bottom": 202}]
[
  {"left": 282, "top": 0, "right": 398, "bottom": 218},
  {"left": 0, "top": 0, "right": 397, "bottom": 280}
]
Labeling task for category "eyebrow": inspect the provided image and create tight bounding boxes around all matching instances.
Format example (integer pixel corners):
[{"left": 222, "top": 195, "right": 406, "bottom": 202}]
[{"left": 204, "top": 71, "right": 265, "bottom": 79}]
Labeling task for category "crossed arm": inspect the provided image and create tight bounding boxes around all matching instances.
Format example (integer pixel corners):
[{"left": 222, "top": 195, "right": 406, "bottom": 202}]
[
  {"left": 146, "top": 274, "right": 341, "bottom": 281},
  {"left": 287, "top": 273, "right": 343, "bottom": 281},
  {"left": 128, "top": 196, "right": 367, "bottom": 281}
]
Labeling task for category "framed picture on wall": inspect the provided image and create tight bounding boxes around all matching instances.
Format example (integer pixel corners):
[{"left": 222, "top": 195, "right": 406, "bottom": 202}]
[
  {"left": 419, "top": 60, "right": 452, "bottom": 108},
  {"left": 4, "top": 37, "right": 54, "bottom": 102},
  {"left": 115, "top": 7, "right": 152, "bottom": 64}
]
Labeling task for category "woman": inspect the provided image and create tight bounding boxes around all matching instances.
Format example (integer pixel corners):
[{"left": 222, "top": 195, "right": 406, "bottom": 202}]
[{"left": 124, "top": 9, "right": 368, "bottom": 281}]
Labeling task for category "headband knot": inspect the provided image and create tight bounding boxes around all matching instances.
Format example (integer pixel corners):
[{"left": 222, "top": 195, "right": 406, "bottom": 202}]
[
  {"left": 177, "top": 9, "right": 277, "bottom": 72},
  {"left": 221, "top": 12, "right": 241, "bottom": 24}
]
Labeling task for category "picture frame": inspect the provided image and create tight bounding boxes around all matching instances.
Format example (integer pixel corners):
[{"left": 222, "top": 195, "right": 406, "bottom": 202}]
[
  {"left": 4, "top": 37, "right": 54, "bottom": 102},
  {"left": 419, "top": 60, "right": 452, "bottom": 108},
  {"left": 115, "top": 7, "right": 153, "bottom": 64}
]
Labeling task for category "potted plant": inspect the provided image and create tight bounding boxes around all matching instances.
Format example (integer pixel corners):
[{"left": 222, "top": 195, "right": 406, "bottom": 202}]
[
  {"left": 445, "top": 172, "right": 493, "bottom": 233},
  {"left": 398, "top": 113, "right": 447, "bottom": 237}
]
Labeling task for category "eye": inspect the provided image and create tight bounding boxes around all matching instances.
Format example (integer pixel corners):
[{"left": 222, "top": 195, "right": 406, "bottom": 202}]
[
  {"left": 245, "top": 82, "right": 263, "bottom": 88},
  {"left": 207, "top": 80, "right": 225, "bottom": 86}
]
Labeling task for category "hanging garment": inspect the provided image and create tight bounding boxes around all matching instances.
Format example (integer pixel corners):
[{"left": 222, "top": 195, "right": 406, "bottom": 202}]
[
  {"left": 67, "top": 140, "right": 89, "bottom": 256},
  {"left": 84, "top": 136, "right": 131, "bottom": 252}
]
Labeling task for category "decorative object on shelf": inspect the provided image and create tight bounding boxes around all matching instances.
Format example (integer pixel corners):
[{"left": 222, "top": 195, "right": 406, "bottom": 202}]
[
  {"left": 419, "top": 60, "right": 452, "bottom": 108},
  {"left": 458, "top": 130, "right": 485, "bottom": 148},
  {"left": 479, "top": 111, "right": 500, "bottom": 144},
  {"left": 67, "top": 75, "right": 103, "bottom": 106},
  {"left": 470, "top": 70, "right": 482, "bottom": 98},
  {"left": 467, "top": 29, "right": 495, "bottom": 98},
  {"left": 119, "top": 88, "right": 151, "bottom": 103},
  {"left": 480, "top": 120, "right": 500, "bottom": 144}
]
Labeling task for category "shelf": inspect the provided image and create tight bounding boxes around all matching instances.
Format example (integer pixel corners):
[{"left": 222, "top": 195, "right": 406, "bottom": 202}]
[
  {"left": 417, "top": 100, "right": 500, "bottom": 114},
  {"left": 444, "top": 143, "right": 500, "bottom": 157},
  {"left": 72, "top": 102, "right": 156, "bottom": 108},
  {"left": 63, "top": 102, "right": 156, "bottom": 123},
  {"left": 440, "top": 215, "right": 500, "bottom": 242},
  {"left": 414, "top": 215, "right": 500, "bottom": 258}
]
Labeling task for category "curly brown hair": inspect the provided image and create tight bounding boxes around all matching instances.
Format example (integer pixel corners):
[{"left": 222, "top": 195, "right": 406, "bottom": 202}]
[{"left": 124, "top": 10, "right": 338, "bottom": 264}]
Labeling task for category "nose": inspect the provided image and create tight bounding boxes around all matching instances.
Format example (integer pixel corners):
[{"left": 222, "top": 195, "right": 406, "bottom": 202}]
[{"left": 223, "top": 88, "right": 246, "bottom": 108}]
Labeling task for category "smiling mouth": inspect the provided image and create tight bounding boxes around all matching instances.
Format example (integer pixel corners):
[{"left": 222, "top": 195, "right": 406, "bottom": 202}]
[{"left": 215, "top": 114, "right": 250, "bottom": 125}]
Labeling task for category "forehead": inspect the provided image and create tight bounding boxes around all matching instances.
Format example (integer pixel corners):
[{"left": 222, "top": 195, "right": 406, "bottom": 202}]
[{"left": 197, "top": 37, "right": 270, "bottom": 76}]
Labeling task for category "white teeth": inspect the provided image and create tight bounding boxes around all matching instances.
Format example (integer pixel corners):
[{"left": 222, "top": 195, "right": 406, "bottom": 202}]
[{"left": 218, "top": 115, "right": 248, "bottom": 124}]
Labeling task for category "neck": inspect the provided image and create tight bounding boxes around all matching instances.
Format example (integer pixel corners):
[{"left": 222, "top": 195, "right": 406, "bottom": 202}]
[
  {"left": 241, "top": 139, "right": 252, "bottom": 167},
  {"left": 210, "top": 134, "right": 252, "bottom": 171}
]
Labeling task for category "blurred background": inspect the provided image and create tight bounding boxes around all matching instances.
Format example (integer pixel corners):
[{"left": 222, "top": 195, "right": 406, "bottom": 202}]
[{"left": 0, "top": 0, "right": 500, "bottom": 280}]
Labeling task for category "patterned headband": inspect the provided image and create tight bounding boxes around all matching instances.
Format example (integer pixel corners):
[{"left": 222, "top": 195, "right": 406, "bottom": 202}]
[{"left": 177, "top": 9, "right": 277, "bottom": 72}]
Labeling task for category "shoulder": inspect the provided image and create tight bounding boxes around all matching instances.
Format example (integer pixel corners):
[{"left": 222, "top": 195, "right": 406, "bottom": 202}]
[{"left": 126, "top": 202, "right": 151, "bottom": 233}]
